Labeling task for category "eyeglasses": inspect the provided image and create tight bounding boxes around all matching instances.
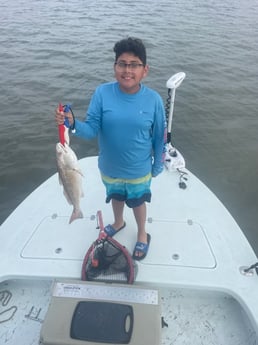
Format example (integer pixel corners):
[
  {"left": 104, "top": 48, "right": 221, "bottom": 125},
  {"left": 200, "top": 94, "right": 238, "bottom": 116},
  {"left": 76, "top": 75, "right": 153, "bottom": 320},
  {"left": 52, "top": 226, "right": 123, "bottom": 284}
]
[{"left": 115, "top": 61, "right": 144, "bottom": 70}]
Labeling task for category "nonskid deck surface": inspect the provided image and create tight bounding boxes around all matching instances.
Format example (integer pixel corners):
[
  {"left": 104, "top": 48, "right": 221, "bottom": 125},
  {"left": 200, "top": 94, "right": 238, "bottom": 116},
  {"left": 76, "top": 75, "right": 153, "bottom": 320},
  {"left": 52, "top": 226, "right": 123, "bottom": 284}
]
[
  {"left": 160, "top": 287, "right": 256, "bottom": 344},
  {"left": 0, "top": 279, "right": 256, "bottom": 345}
]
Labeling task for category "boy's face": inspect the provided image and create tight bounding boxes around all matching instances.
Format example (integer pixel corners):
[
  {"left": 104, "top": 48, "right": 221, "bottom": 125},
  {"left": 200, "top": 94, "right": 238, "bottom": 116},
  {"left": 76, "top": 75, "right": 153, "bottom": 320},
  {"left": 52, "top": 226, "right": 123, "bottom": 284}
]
[{"left": 114, "top": 52, "right": 149, "bottom": 94}]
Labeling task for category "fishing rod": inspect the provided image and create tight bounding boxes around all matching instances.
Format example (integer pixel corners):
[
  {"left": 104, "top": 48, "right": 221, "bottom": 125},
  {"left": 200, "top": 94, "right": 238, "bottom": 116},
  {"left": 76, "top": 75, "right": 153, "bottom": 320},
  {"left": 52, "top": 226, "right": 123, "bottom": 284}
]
[{"left": 164, "top": 72, "right": 186, "bottom": 171}]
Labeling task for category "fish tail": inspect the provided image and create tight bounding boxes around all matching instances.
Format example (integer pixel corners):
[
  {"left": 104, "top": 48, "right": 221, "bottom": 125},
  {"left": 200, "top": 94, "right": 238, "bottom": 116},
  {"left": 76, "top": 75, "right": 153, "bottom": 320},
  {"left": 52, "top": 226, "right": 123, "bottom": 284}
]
[{"left": 69, "top": 209, "right": 83, "bottom": 224}]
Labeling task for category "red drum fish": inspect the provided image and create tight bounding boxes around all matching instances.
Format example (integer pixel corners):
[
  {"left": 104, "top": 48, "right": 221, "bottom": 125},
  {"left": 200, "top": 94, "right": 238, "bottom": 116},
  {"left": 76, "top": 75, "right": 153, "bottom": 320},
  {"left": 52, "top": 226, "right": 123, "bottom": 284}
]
[{"left": 56, "top": 129, "right": 84, "bottom": 224}]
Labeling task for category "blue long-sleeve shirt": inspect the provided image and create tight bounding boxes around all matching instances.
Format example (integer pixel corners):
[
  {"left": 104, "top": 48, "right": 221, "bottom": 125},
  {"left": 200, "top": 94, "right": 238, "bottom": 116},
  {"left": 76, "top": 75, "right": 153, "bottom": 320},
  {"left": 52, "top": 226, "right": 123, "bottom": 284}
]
[{"left": 74, "top": 81, "right": 166, "bottom": 179}]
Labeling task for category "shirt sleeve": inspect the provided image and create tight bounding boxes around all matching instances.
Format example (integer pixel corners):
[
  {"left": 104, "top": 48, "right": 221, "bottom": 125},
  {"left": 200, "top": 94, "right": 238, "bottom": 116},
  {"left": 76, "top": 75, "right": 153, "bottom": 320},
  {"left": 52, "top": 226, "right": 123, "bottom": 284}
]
[{"left": 73, "top": 86, "right": 102, "bottom": 139}]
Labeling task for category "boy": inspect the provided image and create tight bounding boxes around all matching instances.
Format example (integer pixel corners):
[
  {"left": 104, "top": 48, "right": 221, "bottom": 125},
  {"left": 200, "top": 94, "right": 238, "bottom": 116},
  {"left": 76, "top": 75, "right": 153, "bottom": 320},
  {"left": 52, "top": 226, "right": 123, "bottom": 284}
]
[{"left": 56, "top": 37, "right": 166, "bottom": 260}]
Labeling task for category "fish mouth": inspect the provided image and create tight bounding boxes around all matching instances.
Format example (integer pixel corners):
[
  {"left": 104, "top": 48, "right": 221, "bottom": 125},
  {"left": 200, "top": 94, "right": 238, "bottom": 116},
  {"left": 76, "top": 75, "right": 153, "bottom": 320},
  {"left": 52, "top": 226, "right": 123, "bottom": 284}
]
[{"left": 56, "top": 142, "right": 68, "bottom": 154}]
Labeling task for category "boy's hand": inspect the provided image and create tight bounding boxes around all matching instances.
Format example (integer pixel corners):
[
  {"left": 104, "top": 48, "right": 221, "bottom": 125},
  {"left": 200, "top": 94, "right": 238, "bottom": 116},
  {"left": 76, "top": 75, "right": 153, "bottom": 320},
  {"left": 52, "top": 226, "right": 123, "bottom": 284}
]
[
  {"left": 55, "top": 106, "right": 65, "bottom": 125},
  {"left": 55, "top": 107, "right": 74, "bottom": 127}
]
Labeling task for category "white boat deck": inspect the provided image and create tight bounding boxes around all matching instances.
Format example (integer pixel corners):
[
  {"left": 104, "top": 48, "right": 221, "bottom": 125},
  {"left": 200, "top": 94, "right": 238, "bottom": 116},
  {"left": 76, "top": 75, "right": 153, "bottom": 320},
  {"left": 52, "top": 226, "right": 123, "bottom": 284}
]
[
  {"left": 0, "top": 156, "right": 258, "bottom": 344},
  {"left": 0, "top": 279, "right": 257, "bottom": 345}
]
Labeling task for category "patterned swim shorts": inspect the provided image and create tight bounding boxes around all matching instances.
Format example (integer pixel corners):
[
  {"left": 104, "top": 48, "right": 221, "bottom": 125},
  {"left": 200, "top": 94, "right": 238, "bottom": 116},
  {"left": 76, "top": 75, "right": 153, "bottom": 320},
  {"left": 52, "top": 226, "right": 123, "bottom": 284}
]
[{"left": 101, "top": 173, "right": 152, "bottom": 208}]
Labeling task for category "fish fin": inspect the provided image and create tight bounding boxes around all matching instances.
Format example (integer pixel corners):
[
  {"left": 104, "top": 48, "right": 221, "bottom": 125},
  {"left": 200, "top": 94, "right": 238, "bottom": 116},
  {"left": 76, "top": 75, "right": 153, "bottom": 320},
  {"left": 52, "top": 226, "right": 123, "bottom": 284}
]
[
  {"left": 58, "top": 174, "right": 63, "bottom": 186},
  {"left": 69, "top": 209, "right": 83, "bottom": 224},
  {"left": 72, "top": 168, "right": 84, "bottom": 177}
]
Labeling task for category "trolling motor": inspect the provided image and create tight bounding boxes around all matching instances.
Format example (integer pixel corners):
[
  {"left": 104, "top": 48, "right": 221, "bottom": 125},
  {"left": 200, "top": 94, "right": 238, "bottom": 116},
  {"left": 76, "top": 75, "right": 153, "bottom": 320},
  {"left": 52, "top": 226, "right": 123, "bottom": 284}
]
[{"left": 164, "top": 72, "right": 186, "bottom": 171}]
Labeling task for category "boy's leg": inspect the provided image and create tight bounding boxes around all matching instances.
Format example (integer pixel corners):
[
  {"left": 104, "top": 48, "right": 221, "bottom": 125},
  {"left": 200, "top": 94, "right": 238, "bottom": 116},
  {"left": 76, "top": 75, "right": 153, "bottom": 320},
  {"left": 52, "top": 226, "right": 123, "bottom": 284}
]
[
  {"left": 133, "top": 203, "right": 148, "bottom": 258},
  {"left": 111, "top": 199, "right": 125, "bottom": 230}
]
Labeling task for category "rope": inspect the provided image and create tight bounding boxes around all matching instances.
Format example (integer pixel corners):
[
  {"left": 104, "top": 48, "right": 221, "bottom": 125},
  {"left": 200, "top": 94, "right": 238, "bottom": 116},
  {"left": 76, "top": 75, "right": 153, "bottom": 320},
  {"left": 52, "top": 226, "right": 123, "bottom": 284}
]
[{"left": 244, "top": 262, "right": 258, "bottom": 275}]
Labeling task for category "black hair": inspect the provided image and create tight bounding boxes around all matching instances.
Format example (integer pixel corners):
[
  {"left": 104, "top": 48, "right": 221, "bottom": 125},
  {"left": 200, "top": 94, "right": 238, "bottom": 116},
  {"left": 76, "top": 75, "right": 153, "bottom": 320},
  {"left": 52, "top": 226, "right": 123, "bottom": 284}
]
[{"left": 113, "top": 37, "right": 147, "bottom": 65}]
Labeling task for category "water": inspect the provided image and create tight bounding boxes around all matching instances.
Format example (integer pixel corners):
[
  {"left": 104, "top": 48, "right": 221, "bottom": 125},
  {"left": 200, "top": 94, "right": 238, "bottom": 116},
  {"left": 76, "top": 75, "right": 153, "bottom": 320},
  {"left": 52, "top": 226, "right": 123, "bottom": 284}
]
[{"left": 1, "top": 0, "right": 258, "bottom": 254}]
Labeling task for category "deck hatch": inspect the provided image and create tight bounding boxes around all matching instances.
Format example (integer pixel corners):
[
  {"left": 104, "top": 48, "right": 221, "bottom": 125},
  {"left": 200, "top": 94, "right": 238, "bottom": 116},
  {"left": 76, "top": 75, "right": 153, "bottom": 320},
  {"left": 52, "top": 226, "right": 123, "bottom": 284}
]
[{"left": 143, "top": 220, "right": 216, "bottom": 268}]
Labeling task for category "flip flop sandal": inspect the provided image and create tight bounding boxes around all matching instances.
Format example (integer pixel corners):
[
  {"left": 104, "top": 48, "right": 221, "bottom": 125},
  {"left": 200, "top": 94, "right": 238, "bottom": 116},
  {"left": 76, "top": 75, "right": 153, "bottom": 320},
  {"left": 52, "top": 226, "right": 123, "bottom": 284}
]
[
  {"left": 132, "top": 233, "right": 151, "bottom": 261},
  {"left": 104, "top": 222, "right": 126, "bottom": 237}
]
